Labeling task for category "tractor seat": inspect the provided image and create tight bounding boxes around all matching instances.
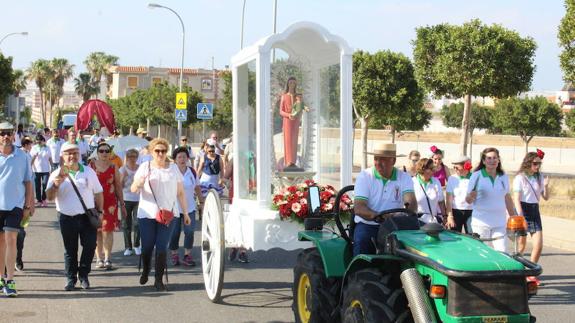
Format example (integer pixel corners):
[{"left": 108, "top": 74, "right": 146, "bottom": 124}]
[{"left": 376, "top": 215, "right": 421, "bottom": 253}]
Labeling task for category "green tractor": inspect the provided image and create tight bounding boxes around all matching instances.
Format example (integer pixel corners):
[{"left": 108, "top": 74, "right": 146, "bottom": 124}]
[{"left": 292, "top": 185, "right": 541, "bottom": 323}]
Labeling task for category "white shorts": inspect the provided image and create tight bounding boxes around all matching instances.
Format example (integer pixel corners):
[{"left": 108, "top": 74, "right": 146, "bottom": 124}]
[{"left": 470, "top": 224, "right": 507, "bottom": 252}]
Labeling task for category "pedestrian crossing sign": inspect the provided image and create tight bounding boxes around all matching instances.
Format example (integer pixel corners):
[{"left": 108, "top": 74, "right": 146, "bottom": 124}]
[
  {"left": 175, "top": 109, "right": 187, "bottom": 121},
  {"left": 196, "top": 103, "right": 213, "bottom": 120},
  {"left": 176, "top": 92, "right": 187, "bottom": 110}
]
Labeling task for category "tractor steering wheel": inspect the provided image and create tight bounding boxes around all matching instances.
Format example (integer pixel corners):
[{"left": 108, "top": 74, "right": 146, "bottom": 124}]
[
  {"left": 373, "top": 208, "right": 418, "bottom": 223},
  {"left": 333, "top": 185, "right": 355, "bottom": 244}
]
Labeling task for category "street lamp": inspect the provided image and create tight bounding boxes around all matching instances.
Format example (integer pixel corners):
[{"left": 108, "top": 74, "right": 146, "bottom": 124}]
[
  {"left": 0, "top": 32, "right": 28, "bottom": 48},
  {"left": 148, "top": 3, "right": 185, "bottom": 143},
  {"left": 240, "top": 0, "right": 247, "bottom": 49}
]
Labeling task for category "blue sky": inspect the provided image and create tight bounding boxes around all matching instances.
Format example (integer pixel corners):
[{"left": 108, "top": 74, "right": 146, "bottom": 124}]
[{"left": 0, "top": 0, "right": 566, "bottom": 91}]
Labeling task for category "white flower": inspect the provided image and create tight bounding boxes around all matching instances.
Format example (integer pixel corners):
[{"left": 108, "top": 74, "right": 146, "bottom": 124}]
[
  {"left": 324, "top": 203, "right": 333, "bottom": 211},
  {"left": 291, "top": 202, "right": 302, "bottom": 213},
  {"left": 299, "top": 198, "right": 307, "bottom": 205}
]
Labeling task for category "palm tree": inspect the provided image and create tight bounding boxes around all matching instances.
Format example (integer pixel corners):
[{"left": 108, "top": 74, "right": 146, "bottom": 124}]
[
  {"left": 11, "top": 69, "right": 27, "bottom": 97},
  {"left": 26, "top": 59, "right": 51, "bottom": 126},
  {"left": 49, "top": 58, "right": 74, "bottom": 126},
  {"left": 84, "top": 52, "right": 119, "bottom": 97},
  {"left": 74, "top": 72, "right": 100, "bottom": 102}
]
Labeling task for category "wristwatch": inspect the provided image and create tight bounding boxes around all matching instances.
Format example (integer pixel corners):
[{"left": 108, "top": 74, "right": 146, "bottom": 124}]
[{"left": 23, "top": 205, "right": 30, "bottom": 210}]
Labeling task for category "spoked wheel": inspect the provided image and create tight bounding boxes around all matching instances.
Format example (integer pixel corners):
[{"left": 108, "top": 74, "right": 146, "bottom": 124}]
[{"left": 201, "top": 189, "right": 225, "bottom": 302}]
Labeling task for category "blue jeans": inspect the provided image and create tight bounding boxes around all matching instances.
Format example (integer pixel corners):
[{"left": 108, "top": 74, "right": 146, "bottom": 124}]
[
  {"left": 353, "top": 222, "right": 379, "bottom": 256},
  {"left": 138, "top": 217, "right": 176, "bottom": 256},
  {"left": 169, "top": 211, "right": 196, "bottom": 251},
  {"left": 51, "top": 163, "right": 59, "bottom": 172}
]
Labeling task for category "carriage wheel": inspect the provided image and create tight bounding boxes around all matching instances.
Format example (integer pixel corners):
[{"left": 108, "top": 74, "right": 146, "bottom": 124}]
[{"left": 201, "top": 189, "right": 225, "bottom": 302}]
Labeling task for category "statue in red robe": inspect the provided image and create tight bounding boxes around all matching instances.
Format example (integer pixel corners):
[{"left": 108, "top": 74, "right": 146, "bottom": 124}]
[{"left": 279, "top": 77, "right": 307, "bottom": 170}]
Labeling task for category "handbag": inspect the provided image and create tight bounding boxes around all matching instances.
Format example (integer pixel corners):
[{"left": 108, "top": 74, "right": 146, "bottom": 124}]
[
  {"left": 67, "top": 174, "right": 102, "bottom": 229},
  {"left": 148, "top": 163, "right": 175, "bottom": 226},
  {"left": 419, "top": 182, "right": 442, "bottom": 224}
]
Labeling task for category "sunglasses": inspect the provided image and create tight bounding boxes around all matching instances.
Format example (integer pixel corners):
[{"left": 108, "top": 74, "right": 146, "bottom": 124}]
[
  {"left": 98, "top": 149, "right": 111, "bottom": 153},
  {"left": 532, "top": 162, "right": 542, "bottom": 166},
  {"left": 0, "top": 131, "right": 13, "bottom": 137},
  {"left": 127, "top": 155, "right": 138, "bottom": 158},
  {"left": 154, "top": 149, "right": 168, "bottom": 154},
  {"left": 181, "top": 139, "right": 187, "bottom": 141},
  {"left": 207, "top": 150, "right": 215, "bottom": 153}
]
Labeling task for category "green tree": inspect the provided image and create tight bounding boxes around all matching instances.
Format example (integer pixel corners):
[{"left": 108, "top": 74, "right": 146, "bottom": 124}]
[
  {"left": 11, "top": 69, "right": 27, "bottom": 97},
  {"left": 209, "top": 70, "right": 233, "bottom": 136},
  {"left": 0, "top": 54, "right": 15, "bottom": 107},
  {"left": 491, "top": 97, "right": 563, "bottom": 153},
  {"left": 48, "top": 58, "right": 74, "bottom": 126},
  {"left": 108, "top": 82, "right": 203, "bottom": 130},
  {"left": 84, "top": 51, "right": 119, "bottom": 96},
  {"left": 26, "top": 59, "right": 51, "bottom": 125},
  {"left": 413, "top": 19, "right": 536, "bottom": 155},
  {"left": 559, "top": 0, "right": 575, "bottom": 83},
  {"left": 353, "top": 50, "right": 427, "bottom": 168},
  {"left": 441, "top": 102, "right": 493, "bottom": 132},
  {"left": 74, "top": 72, "right": 100, "bottom": 102},
  {"left": 564, "top": 108, "right": 575, "bottom": 133}
]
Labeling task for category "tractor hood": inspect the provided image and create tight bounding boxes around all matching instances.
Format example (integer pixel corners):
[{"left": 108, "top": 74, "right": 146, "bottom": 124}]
[{"left": 393, "top": 231, "right": 524, "bottom": 272}]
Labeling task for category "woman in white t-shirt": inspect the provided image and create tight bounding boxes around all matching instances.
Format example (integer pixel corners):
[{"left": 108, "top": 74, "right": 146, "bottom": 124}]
[
  {"left": 169, "top": 147, "right": 201, "bottom": 267},
  {"left": 412, "top": 158, "right": 446, "bottom": 224},
  {"left": 120, "top": 149, "right": 141, "bottom": 257},
  {"left": 131, "top": 138, "right": 189, "bottom": 292},
  {"left": 30, "top": 135, "right": 52, "bottom": 207},
  {"left": 445, "top": 156, "right": 473, "bottom": 233},
  {"left": 513, "top": 150, "right": 549, "bottom": 265},
  {"left": 466, "top": 147, "right": 517, "bottom": 252}
]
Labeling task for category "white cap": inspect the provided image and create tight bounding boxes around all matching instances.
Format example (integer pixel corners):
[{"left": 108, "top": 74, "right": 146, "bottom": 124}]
[
  {"left": 206, "top": 138, "right": 216, "bottom": 146},
  {"left": 451, "top": 155, "right": 470, "bottom": 164},
  {"left": 60, "top": 142, "right": 79, "bottom": 155}
]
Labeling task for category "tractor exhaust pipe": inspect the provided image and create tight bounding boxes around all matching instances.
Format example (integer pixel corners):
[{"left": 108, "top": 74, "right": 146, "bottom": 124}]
[{"left": 400, "top": 268, "right": 438, "bottom": 323}]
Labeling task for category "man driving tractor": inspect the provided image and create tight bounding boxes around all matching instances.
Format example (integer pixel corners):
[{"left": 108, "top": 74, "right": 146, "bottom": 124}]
[{"left": 353, "top": 143, "right": 417, "bottom": 256}]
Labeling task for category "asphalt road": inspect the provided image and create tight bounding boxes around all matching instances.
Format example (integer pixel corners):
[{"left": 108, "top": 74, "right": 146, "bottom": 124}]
[{"left": 1, "top": 205, "right": 573, "bottom": 323}]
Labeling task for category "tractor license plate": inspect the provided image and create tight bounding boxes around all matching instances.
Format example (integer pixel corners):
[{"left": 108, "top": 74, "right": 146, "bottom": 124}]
[{"left": 482, "top": 316, "right": 508, "bottom": 323}]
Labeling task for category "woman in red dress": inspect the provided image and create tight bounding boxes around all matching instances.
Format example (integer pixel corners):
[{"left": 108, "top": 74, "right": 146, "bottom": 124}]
[
  {"left": 90, "top": 142, "right": 126, "bottom": 270},
  {"left": 279, "top": 77, "right": 307, "bottom": 169}
]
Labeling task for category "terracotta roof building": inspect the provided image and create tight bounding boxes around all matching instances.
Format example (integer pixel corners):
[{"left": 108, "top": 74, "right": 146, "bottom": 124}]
[{"left": 108, "top": 65, "right": 224, "bottom": 103}]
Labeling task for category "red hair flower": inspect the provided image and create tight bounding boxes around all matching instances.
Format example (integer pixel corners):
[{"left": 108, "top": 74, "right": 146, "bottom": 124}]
[
  {"left": 463, "top": 160, "right": 473, "bottom": 171},
  {"left": 536, "top": 149, "right": 545, "bottom": 159},
  {"left": 430, "top": 145, "right": 438, "bottom": 153}
]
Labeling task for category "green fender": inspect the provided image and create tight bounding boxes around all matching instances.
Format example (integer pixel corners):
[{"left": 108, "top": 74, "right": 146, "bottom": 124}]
[{"left": 298, "top": 231, "right": 352, "bottom": 277}]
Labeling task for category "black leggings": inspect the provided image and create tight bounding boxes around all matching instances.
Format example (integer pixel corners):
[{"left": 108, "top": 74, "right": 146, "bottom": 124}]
[{"left": 452, "top": 209, "right": 472, "bottom": 233}]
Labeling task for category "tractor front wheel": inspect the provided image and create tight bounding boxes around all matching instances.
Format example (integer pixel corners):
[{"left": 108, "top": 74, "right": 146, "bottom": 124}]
[
  {"left": 292, "top": 248, "right": 340, "bottom": 323},
  {"left": 341, "top": 268, "right": 412, "bottom": 323}
]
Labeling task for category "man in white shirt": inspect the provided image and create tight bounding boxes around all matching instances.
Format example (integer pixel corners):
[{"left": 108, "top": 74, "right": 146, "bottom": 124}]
[
  {"left": 46, "top": 129, "right": 63, "bottom": 172},
  {"left": 353, "top": 143, "right": 417, "bottom": 256},
  {"left": 46, "top": 142, "right": 103, "bottom": 291}
]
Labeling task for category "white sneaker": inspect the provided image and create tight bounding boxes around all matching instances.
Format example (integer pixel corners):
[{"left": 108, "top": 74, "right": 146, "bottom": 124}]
[
  {"left": 134, "top": 247, "right": 142, "bottom": 256},
  {"left": 123, "top": 249, "right": 133, "bottom": 256}
]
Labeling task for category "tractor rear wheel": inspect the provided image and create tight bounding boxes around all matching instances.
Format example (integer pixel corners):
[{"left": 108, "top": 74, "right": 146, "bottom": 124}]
[
  {"left": 292, "top": 248, "right": 340, "bottom": 323},
  {"left": 341, "top": 268, "right": 412, "bottom": 323}
]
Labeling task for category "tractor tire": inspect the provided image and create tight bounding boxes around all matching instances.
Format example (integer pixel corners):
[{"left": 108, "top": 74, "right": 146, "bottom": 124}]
[
  {"left": 292, "top": 248, "right": 341, "bottom": 323},
  {"left": 341, "top": 268, "right": 413, "bottom": 323}
]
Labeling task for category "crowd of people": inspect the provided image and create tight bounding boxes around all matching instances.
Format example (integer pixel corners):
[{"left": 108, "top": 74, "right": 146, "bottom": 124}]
[
  {"left": 0, "top": 120, "right": 550, "bottom": 296},
  {"left": 356, "top": 143, "right": 548, "bottom": 284},
  {"left": 0, "top": 123, "right": 234, "bottom": 296}
]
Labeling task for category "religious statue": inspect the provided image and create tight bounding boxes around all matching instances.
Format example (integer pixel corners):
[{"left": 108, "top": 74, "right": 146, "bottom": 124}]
[{"left": 278, "top": 77, "right": 309, "bottom": 171}]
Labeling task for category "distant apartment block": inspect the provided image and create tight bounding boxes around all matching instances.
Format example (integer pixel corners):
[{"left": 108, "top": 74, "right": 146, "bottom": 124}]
[{"left": 108, "top": 66, "right": 224, "bottom": 103}]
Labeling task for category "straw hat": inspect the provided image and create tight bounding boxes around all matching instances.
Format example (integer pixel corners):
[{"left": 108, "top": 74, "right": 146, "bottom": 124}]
[{"left": 367, "top": 143, "right": 405, "bottom": 158}]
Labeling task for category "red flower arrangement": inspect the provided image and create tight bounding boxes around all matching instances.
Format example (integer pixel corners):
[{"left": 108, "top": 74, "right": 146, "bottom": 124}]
[
  {"left": 536, "top": 149, "right": 545, "bottom": 159},
  {"left": 272, "top": 180, "right": 353, "bottom": 224}
]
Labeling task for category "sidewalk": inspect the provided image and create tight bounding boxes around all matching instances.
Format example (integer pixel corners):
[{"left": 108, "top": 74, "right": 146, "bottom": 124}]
[{"left": 541, "top": 215, "right": 575, "bottom": 252}]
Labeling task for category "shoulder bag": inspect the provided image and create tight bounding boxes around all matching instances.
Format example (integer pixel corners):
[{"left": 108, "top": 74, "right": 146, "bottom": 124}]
[
  {"left": 419, "top": 182, "right": 442, "bottom": 224},
  {"left": 67, "top": 173, "right": 101, "bottom": 229},
  {"left": 148, "top": 162, "right": 175, "bottom": 226}
]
